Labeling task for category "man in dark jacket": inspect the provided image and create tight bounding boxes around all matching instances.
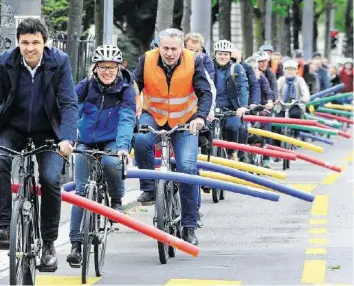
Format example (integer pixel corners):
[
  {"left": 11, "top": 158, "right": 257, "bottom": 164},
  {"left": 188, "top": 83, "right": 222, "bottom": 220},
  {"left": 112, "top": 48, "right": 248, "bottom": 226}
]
[
  {"left": 0, "top": 18, "right": 78, "bottom": 271},
  {"left": 259, "top": 43, "right": 284, "bottom": 79}
]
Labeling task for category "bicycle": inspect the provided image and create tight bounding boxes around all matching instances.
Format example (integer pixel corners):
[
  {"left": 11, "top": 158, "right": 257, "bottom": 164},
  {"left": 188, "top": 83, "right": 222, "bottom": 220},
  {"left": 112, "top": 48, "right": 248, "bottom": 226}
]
[
  {"left": 70, "top": 148, "right": 127, "bottom": 284},
  {"left": 274, "top": 100, "right": 303, "bottom": 170},
  {"left": 0, "top": 139, "right": 60, "bottom": 285},
  {"left": 138, "top": 124, "right": 188, "bottom": 264}
]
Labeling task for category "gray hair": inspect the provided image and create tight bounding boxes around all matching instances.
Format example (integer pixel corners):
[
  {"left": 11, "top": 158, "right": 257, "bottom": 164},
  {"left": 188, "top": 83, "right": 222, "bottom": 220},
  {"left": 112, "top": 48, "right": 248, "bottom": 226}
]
[{"left": 159, "top": 28, "right": 184, "bottom": 46}]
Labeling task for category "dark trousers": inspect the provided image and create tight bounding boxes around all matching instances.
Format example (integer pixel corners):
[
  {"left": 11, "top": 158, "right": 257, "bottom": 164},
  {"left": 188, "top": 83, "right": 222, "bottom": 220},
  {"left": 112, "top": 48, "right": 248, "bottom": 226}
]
[{"left": 0, "top": 126, "right": 63, "bottom": 241}]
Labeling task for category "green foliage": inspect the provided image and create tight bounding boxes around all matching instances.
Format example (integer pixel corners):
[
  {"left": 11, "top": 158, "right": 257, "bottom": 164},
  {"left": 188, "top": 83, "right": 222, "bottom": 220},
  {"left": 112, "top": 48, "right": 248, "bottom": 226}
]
[
  {"left": 42, "top": 0, "right": 69, "bottom": 32},
  {"left": 272, "top": 0, "right": 292, "bottom": 16},
  {"left": 117, "top": 34, "right": 141, "bottom": 70},
  {"left": 334, "top": 0, "right": 350, "bottom": 32}
]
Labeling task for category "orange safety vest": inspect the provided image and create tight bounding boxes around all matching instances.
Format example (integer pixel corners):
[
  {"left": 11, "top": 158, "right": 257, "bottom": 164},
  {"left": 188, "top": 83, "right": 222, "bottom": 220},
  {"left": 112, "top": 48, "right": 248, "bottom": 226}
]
[{"left": 143, "top": 48, "right": 197, "bottom": 127}]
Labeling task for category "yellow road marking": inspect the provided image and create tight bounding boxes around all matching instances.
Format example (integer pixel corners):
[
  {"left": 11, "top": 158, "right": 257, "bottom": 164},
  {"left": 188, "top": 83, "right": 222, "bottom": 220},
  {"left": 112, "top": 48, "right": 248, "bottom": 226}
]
[
  {"left": 310, "top": 219, "right": 327, "bottom": 225},
  {"left": 286, "top": 184, "right": 317, "bottom": 193},
  {"left": 309, "top": 228, "right": 328, "bottom": 234},
  {"left": 344, "top": 151, "right": 354, "bottom": 162},
  {"left": 308, "top": 238, "right": 328, "bottom": 245},
  {"left": 311, "top": 195, "right": 329, "bottom": 216},
  {"left": 306, "top": 248, "right": 327, "bottom": 255},
  {"left": 36, "top": 275, "right": 101, "bottom": 285},
  {"left": 321, "top": 172, "right": 341, "bottom": 184},
  {"left": 165, "top": 279, "right": 242, "bottom": 285},
  {"left": 301, "top": 260, "right": 326, "bottom": 284}
]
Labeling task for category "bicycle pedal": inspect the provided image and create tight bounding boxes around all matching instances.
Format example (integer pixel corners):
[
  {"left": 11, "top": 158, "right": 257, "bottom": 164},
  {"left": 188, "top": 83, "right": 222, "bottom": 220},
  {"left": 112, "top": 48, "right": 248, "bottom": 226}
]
[
  {"left": 38, "top": 264, "right": 58, "bottom": 272},
  {"left": 140, "top": 201, "right": 155, "bottom": 206},
  {"left": 68, "top": 262, "right": 81, "bottom": 269}
]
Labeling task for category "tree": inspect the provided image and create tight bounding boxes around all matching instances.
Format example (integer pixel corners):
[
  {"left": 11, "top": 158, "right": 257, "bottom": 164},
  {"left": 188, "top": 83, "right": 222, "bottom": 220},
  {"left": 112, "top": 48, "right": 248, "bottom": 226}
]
[
  {"left": 95, "top": 0, "right": 103, "bottom": 46},
  {"left": 218, "top": 0, "right": 232, "bottom": 40},
  {"left": 253, "top": 0, "right": 265, "bottom": 49},
  {"left": 181, "top": 0, "right": 191, "bottom": 33},
  {"left": 324, "top": 0, "right": 333, "bottom": 59},
  {"left": 344, "top": 0, "right": 353, "bottom": 57},
  {"left": 154, "top": 0, "right": 175, "bottom": 37},
  {"left": 292, "top": 0, "right": 301, "bottom": 50},
  {"left": 239, "top": 0, "right": 254, "bottom": 58},
  {"left": 42, "top": 0, "right": 69, "bottom": 32}
]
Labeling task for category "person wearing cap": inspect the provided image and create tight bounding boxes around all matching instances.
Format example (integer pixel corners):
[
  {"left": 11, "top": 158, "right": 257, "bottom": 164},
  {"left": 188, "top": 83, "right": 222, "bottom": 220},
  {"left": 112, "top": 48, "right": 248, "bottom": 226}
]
[
  {"left": 213, "top": 40, "right": 249, "bottom": 161},
  {"left": 259, "top": 43, "right": 284, "bottom": 79},
  {"left": 66, "top": 44, "right": 136, "bottom": 267},
  {"left": 255, "top": 51, "right": 278, "bottom": 100}
]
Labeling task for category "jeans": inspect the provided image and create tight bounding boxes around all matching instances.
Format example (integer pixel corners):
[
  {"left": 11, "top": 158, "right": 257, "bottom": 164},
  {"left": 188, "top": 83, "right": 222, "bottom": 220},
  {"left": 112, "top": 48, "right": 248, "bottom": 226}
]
[
  {"left": 221, "top": 116, "right": 243, "bottom": 156},
  {"left": 70, "top": 141, "right": 125, "bottom": 243},
  {"left": 134, "top": 112, "right": 199, "bottom": 228},
  {"left": 0, "top": 126, "right": 62, "bottom": 241}
]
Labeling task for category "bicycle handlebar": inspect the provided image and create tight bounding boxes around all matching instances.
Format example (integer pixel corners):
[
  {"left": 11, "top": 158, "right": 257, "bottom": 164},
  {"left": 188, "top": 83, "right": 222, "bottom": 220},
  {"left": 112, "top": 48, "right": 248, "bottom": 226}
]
[
  {"left": 0, "top": 140, "right": 58, "bottom": 157},
  {"left": 138, "top": 124, "right": 190, "bottom": 136}
]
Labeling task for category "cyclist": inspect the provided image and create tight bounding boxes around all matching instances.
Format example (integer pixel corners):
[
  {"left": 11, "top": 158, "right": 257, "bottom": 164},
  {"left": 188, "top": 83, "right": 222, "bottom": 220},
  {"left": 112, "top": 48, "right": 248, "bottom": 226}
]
[
  {"left": 134, "top": 28, "right": 212, "bottom": 245},
  {"left": 255, "top": 51, "right": 278, "bottom": 100},
  {"left": 259, "top": 43, "right": 284, "bottom": 79},
  {"left": 66, "top": 45, "right": 136, "bottom": 266},
  {"left": 0, "top": 18, "right": 78, "bottom": 271},
  {"left": 213, "top": 40, "right": 249, "bottom": 161}
]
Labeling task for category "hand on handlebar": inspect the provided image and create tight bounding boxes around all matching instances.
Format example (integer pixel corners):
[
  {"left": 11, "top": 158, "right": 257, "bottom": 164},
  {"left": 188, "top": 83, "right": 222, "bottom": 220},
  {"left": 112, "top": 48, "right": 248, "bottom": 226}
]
[
  {"left": 236, "top": 107, "right": 248, "bottom": 117},
  {"left": 265, "top": 101, "right": 274, "bottom": 110},
  {"left": 58, "top": 140, "right": 74, "bottom": 157},
  {"left": 117, "top": 150, "right": 131, "bottom": 165},
  {"left": 207, "top": 111, "right": 215, "bottom": 122},
  {"left": 189, "top": 117, "right": 205, "bottom": 135}
]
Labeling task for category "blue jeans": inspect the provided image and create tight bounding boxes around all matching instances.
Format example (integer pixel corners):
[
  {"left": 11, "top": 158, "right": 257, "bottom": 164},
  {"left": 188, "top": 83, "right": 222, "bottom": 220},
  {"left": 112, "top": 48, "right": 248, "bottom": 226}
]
[
  {"left": 0, "top": 126, "right": 62, "bottom": 241},
  {"left": 69, "top": 141, "right": 125, "bottom": 243},
  {"left": 134, "top": 112, "right": 199, "bottom": 228},
  {"left": 221, "top": 116, "right": 243, "bottom": 156}
]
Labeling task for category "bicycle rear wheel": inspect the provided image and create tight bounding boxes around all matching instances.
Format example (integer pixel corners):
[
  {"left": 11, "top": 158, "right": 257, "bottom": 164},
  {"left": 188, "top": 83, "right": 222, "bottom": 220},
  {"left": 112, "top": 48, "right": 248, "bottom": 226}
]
[
  {"left": 219, "top": 148, "right": 226, "bottom": 201},
  {"left": 156, "top": 180, "right": 169, "bottom": 264},
  {"left": 94, "top": 189, "right": 109, "bottom": 277},
  {"left": 9, "top": 199, "right": 26, "bottom": 285},
  {"left": 82, "top": 184, "right": 96, "bottom": 284}
]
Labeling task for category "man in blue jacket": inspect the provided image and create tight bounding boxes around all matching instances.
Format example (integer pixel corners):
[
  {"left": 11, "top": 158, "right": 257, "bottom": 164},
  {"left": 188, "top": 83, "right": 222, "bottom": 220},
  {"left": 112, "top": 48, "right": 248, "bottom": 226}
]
[
  {"left": 213, "top": 40, "right": 249, "bottom": 161},
  {"left": 0, "top": 18, "right": 78, "bottom": 271}
]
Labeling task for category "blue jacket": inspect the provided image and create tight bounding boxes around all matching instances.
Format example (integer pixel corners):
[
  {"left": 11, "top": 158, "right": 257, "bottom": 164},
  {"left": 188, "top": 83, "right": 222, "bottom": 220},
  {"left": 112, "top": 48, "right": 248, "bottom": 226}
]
[
  {"left": 316, "top": 67, "right": 331, "bottom": 91},
  {"left": 259, "top": 74, "right": 275, "bottom": 104},
  {"left": 213, "top": 60, "right": 249, "bottom": 108},
  {"left": 76, "top": 69, "right": 136, "bottom": 151},
  {"left": 201, "top": 53, "right": 215, "bottom": 79},
  {"left": 0, "top": 47, "right": 78, "bottom": 141},
  {"left": 263, "top": 67, "right": 278, "bottom": 99},
  {"left": 240, "top": 61, "right": 261, "bottom": 104},
  {"left": 134, "top": 51, "right": 212, "bottom": 120}
]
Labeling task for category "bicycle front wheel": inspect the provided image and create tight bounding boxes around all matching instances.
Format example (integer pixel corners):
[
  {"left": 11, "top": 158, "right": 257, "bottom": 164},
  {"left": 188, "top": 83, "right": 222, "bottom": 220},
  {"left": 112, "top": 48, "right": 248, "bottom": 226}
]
[
  {"left": 9, "top": 199, "right": 26, "bottom": 285},
  {"left": 156, "top": 180, "right": 169, "bottom": 264},
  {"left": 94, "top": 189, "right": 109, "bottom": 277},
  {"left": 211, "top": 147, "right": 221, "bottom": 203},
  {"left": 82, "top": 185, "right": 96, "bottom": 284}
]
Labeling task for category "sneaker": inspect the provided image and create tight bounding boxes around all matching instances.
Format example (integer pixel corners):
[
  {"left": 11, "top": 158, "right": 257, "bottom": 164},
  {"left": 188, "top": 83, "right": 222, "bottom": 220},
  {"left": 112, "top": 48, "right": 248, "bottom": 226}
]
[
  {"left": 197, "top": 212, "right": 204, "bottom": 228},
  {"left": 0, "top": 226, "right": 10, "bottom": 250},
  {"left": 111, "top": 199, "right": 124, "bottom": 213},
  {"left": 66, "top": 242, "right": 82, "bottom": 268},
  {"left": 137, "top": 192, "right": 155, "bottom": 203}
]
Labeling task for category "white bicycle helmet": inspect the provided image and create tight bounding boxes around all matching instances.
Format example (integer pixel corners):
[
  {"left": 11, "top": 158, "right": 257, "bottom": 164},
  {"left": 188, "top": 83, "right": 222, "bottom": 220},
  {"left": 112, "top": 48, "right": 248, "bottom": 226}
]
[
  {"left": 259, "top": 43, "right": 274, "bottom": 52},
  {"left": 283, "top": 59, "right": 298, "bottom": 70},
  {"left": 214, "top": 40, "right": 234, "bottom": 53},
  {"left": 92, "top": 45, "right": 123, "bottom": 64},
  {"left": 254, "top": 51, "right": 270, "bottom": 62}
]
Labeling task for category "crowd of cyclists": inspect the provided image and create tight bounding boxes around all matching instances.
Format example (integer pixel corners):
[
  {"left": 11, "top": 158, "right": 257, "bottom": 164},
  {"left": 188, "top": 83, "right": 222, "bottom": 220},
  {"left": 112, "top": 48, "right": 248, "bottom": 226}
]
[{"left": 0, "top": 17, "right": 353, "bottom": 274}]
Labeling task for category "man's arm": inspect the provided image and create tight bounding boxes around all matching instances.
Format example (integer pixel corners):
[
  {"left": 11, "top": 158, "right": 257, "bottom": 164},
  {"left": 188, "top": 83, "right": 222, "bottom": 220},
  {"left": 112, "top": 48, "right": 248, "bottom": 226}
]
[
  {"left": 243, "top": 63, "right": 261, "bottom": 104},
  {"left": 192, "top": 55, "right": 212, "bottom": 120},
  {"left": 235, "top": 63, "right": 249, "bottom": 107},
  {"left": 56, "top": 53, "right": 79, "bottom": 142},
  {"left": 133, "top": 55, "right": 146, "bottom": 93}
]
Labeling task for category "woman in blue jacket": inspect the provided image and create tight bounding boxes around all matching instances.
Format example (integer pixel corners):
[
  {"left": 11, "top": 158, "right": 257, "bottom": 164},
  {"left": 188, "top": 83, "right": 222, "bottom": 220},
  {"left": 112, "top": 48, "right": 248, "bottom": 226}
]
[{"left": 67, "top": 45, "right": 136, "bottom": 266}]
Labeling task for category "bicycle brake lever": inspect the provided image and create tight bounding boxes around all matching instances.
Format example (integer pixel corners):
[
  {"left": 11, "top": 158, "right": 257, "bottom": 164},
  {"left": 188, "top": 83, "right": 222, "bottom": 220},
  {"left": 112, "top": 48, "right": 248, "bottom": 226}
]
[{"left": 121, "top": 154, "right": 127, "bottom": 180}]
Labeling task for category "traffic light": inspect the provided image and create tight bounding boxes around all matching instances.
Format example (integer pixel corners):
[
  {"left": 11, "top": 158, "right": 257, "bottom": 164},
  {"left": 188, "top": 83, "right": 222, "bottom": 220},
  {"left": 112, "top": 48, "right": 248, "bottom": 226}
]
[{"left": 331, "top": 30, "right": 338, "bottom": 49}]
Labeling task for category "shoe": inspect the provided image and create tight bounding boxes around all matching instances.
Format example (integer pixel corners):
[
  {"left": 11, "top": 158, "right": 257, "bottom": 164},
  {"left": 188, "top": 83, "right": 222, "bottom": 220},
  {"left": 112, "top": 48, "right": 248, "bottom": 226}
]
[
  {"left": 197, "top": 212, "right": 204, "bottom": 228},
  {"left": 39, "top": 241, "right": 58, "bottom": 272},
  {"left": 263, "top": 159, "right": 272, "bottom": 169},
  {"left": 201, "top": 187, "right": 210, "bottom": 194},
  {"left": 182, "top": 227, "right": 198, "bottom": 245},
  {"left": 111, "top": 199, "right": 124, "bottom": 213},
  {"left": 228, "top": 152, "right": 238, "bottom": 161},
  {"left": 66, "top": 242, "right": 82, "bottom": 268},
  {"left": 0, "top": 226, "right": 10, "bottom": 250},
  {"left": 137, "top": 192, "right": 155, "bottom": 203},
  {"left": 273, "top": 157, "right": 280, "bottom": 163}
]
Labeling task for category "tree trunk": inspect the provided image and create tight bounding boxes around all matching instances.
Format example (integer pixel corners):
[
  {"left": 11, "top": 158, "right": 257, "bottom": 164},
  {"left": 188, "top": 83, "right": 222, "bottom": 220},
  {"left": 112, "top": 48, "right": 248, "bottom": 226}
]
[
  {"left": 271, "top": 12, "right": 278, "bottom": 51},
  {"left": 155, "top": 0, "right": 175, "bottom": 37},
  {"left": 313, "top": 3, "right": 319, "bottom": 53},
  {"left": 181, "top": 0, "right": 191, "bottom": 33},
  {"left": 344, "top": 0, "right": 353, "bottom": 57},
  {"left": 324, "top": 0, "right": 332, "bottom": 60},
  {"left": 292, "top": 0, "right": 301, "bottom": 50},
  {"left": 95, "top": 0, "right": 103, "bottom": 47},
  {"left": 254, "top": 0, "right": 265, "bottom": 49},
  {"left": 278, "top": 16, "right": 284, "bottom": 54},
  {"left": 284, "top": 8, "right": 291, "bottom": 56},
  {"left": 264, "top": 0, "right": 272, "bottom": 43},
  {"left": 67, "top": 0, "right": 84, "bottom": 83},
  {"left": 239, "top": 0, "right": 253, "bottom": 58},
  {"left": 218, "top": 0, "right": 231, "bottom": 40}
]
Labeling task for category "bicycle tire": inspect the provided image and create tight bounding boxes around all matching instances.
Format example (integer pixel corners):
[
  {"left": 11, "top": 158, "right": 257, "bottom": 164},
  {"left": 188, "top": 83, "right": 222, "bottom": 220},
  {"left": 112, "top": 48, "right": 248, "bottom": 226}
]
[
  {"left": 168, "top": 182, "right": 182, "bottom": 258},
  {"left": 82, "top": 184, "right": 96, "bottom": 284},
  {"left": 94, "top": 189, "right": 109, "bottom": 277},
  {"left": 156, "top": 180, "right": 169, "bottom": 264},
  {"left": 9, "top": 199, "right": 26, "bottom": 285},
  {"left": 211, "top": 147, "right": 220, "bottom": 203},
  {"left": 219, "top": 147, "right": 226, "bottom": 201},
  {"left": 281, "top": 128, "right": 288, "bottom": 171}
]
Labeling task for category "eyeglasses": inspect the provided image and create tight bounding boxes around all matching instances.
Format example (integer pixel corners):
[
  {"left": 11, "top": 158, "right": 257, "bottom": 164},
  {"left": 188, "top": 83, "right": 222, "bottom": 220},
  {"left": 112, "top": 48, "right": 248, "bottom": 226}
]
[{"left": 96, "top": 65, "right": 119, "bottom": 72}]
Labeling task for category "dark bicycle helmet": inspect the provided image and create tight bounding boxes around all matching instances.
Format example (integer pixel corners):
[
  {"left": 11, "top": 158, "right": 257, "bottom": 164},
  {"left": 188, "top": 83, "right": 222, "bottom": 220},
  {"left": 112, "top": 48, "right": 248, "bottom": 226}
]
[{"left": 150, "top": 38, "right": 160, "bottom": 50}]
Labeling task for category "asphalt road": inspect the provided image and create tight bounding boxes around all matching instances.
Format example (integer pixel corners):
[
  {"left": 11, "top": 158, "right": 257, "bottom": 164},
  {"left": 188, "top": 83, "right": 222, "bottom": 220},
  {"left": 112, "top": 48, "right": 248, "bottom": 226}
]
[{"left": 0, "top": 133, "right": 352, "bottom": 285}]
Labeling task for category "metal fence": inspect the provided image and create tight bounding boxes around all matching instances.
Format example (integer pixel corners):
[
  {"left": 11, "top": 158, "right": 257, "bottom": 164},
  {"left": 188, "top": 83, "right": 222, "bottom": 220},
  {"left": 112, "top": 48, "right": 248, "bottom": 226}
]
[{"left": 52, "top": 33, "right": 95, "bottom": 83}]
